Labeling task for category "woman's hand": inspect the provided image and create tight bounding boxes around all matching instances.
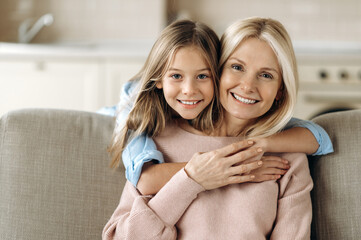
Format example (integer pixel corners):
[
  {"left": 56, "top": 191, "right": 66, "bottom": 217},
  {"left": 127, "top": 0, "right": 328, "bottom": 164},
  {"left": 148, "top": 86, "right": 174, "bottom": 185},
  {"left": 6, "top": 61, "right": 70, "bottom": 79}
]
[
  {"left": 249, "top": 155, "right": 290, "bottom": 182},
  {"left": 184, "top": 140, "right": 264, "bottom": 190}
]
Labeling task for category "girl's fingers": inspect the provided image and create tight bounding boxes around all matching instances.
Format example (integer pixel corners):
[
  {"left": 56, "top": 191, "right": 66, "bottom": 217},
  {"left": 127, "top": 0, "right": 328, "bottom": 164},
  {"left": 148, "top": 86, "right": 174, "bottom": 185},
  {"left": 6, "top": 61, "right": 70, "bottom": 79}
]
[
  {"left": 227, "top": 174, "right": 256, "bottom": 184},
  {"left": 261, "top": 159, "right": 290, "bottom": 170},
  {"left": 252, "top": 174, "right": 281, "bottom": 182},
  {"left": 229, "top": 160, "right": 263, "bottom": 176},
  {"left": 261, "top": 155, "right": 289, "bottom": 164},
  {"left": 253, "top": 167, "right": 287, "bottom": 176}
]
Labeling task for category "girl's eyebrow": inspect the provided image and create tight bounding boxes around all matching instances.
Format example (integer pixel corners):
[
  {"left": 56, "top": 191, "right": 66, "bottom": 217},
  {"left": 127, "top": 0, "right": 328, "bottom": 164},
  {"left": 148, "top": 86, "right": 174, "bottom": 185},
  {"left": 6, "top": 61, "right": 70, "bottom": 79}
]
[{"left": 167, "top": 67, "right": 211, "bottom": 72}]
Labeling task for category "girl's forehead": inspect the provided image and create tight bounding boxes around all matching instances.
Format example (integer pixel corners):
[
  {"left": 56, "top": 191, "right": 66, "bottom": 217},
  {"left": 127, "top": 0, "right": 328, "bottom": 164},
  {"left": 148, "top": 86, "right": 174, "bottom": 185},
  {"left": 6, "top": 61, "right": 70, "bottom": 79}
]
[{"left": 169, "top": 46, "right": 211, "bottom": 67}]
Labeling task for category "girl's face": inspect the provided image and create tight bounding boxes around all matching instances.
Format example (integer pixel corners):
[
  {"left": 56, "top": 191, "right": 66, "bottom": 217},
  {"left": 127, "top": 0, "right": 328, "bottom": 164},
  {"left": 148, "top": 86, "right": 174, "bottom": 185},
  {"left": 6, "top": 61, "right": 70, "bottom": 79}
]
[
  {"left": 157, "top": 45, "right": 214, "bottom": 120},
  {"left": 220, "top": 38, "right": 282, "bottom": 127}
]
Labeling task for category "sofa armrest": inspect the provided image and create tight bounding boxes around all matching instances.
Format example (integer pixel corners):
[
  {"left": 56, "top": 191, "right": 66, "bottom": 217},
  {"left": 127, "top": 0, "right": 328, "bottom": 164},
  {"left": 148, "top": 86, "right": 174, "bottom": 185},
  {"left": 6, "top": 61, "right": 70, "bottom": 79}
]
[
  {"left": 0, "top": 109, "right": 126, "bottom": 239},
  {"left": 309, "top": 109, "right": 361, "bottom": 240}
]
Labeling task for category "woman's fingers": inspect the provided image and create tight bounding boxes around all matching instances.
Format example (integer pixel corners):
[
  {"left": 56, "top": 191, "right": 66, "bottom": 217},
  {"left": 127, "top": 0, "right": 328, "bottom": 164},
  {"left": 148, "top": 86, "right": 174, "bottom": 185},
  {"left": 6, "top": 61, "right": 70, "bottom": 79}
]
[
  {"left": 216, "top": 140, "right": 255, "bottom": 157},
  {"left": 227, "top": 146, "right": 264, "bottom": 166}
]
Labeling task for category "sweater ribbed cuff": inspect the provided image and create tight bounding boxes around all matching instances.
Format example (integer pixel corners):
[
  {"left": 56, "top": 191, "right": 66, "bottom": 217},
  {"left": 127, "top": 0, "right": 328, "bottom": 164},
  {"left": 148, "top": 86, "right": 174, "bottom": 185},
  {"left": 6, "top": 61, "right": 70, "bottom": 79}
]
[{"left": 148, "top": 168, "right": 205, "bottom": 226}]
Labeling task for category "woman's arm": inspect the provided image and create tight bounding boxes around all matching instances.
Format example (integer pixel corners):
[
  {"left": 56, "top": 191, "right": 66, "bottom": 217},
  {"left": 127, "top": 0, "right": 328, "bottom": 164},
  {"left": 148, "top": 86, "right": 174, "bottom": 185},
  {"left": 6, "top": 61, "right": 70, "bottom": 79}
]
[
  {"left": 270, "top": 152, "right": 313, "bottom": 239},
  {"left": 103, "top": 170, "right": 203, "bottom": 240},
  {"left": 255, "top": 118, "right": 334, "bottom": 155}
]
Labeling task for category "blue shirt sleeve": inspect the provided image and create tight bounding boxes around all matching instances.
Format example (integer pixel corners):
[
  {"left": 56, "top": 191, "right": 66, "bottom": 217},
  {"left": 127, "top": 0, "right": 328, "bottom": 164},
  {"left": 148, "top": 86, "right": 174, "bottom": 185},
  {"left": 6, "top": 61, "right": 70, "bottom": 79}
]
[
  {"left": 122, "top": 133, "right": 164, "bottom": 187},
  {"left": 115, "top": 80, "right": 165, "bottom": 187},
  {"left": 284, "top": 117, "right": 334, "bottom": 156}
]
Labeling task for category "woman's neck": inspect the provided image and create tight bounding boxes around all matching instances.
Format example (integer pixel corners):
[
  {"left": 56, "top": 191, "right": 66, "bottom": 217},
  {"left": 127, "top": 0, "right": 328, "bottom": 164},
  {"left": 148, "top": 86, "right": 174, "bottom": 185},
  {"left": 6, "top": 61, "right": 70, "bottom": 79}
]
[{"left": 214, "top": 113, "right": 251, "bottom": 137}]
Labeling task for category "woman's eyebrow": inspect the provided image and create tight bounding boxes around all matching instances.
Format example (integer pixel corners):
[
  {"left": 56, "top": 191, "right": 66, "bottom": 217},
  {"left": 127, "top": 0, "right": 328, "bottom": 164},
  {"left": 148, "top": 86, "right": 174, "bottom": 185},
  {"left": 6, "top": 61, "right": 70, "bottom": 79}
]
[
  {"left": 262, "top": 67, "right": 279, "bottom": 74},
  {"left": 228, "top": 57, "right": 245, "bottom": 65},
  {"left": 229, "top": 57, "right": 279, "bottom": 74}
]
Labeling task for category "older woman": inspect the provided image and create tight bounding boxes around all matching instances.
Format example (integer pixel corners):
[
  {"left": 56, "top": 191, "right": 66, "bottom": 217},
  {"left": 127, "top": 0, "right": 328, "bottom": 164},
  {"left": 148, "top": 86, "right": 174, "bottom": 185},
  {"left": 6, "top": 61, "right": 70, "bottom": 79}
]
[{"left": 103, "top": 17, "right": 319, "bottom": 239}]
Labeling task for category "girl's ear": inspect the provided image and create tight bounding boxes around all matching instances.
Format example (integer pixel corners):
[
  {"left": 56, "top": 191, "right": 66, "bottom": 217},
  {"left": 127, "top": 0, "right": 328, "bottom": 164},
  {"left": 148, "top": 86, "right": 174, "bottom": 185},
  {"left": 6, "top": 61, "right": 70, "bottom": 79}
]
[{"left": 156, "top": 81, "right": 163, "bottom": 89}]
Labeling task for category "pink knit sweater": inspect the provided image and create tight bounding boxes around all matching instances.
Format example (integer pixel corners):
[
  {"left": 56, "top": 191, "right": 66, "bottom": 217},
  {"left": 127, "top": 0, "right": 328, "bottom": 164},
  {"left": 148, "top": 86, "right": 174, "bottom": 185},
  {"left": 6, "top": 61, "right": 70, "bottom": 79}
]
[{"left": 103, "top": 123, "right": 313, "bottom": 240}]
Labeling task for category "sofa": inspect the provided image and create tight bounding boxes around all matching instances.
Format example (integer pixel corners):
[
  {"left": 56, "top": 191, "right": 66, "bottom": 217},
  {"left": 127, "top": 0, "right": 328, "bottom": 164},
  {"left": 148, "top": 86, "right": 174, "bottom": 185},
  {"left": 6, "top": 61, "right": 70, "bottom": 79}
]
[{"left": 0, "top": 108, "right": 360, "bottom": 239}]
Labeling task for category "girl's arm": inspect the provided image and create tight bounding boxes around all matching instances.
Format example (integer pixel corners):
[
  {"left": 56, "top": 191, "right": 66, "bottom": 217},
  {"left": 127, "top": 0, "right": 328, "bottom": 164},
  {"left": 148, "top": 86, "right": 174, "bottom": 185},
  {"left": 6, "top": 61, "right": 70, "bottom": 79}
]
[
  {"left": 256, "top": 118, "right": 334, "bottom": 155},
  {"left": 284, "top": 117, "right": 334, "bottom": 155},
  {"left": 114, "top": 80, "right": 166, "bottom": 187}
]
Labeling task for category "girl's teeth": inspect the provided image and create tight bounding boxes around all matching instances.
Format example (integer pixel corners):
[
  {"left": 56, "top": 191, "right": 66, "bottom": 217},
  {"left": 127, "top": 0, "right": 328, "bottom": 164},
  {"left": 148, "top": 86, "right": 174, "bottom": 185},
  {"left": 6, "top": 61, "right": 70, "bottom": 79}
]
[
  {"left": 233, "top": 93, "right": 256, "bottom": 104},
  {"left": 180, "top": 100, "right": 198, "bottom": 105}
]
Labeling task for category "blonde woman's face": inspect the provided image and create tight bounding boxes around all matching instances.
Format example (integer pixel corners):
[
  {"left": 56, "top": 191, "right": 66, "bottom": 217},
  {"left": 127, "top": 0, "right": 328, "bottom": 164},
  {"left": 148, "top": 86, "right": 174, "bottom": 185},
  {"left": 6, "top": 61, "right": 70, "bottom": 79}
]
[
  {"left": 156, "top": 46, "right": 214, "bottom": 120},
  {"left": 220, "top": 38, "right": 282, "bottom": 125}
]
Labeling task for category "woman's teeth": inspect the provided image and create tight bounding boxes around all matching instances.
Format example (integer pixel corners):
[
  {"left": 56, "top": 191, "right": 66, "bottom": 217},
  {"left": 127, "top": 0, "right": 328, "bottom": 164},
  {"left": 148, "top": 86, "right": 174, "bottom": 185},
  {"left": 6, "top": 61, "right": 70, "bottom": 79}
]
[
  {"left": 179, "top": 100, "right": 199, "bottom": 105},
  {"left": 232, "top": 93, "right": 256, "bottom": 104}
]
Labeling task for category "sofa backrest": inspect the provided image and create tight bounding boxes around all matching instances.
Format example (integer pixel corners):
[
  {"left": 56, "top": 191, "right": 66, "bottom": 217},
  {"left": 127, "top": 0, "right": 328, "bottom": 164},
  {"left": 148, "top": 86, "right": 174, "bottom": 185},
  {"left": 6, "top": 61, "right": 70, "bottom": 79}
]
[
  {"left": 2, "top": 108, "right": 361, "bottom": 239},
  {"left": 309, "top": 109, "right": 361, "bottom": 240},
  {"left": 0, "top": 109, "right": 126, "bottom": 240}
]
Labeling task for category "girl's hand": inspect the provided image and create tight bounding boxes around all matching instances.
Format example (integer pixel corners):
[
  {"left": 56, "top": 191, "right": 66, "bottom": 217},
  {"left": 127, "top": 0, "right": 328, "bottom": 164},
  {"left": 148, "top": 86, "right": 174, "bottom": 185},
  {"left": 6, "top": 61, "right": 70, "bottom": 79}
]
[
  {"left": 184, "top": 140, "right": 264, "bottom": 190},
  {"left": 249, "top": 155, "right": 290, "bottom": 182}
]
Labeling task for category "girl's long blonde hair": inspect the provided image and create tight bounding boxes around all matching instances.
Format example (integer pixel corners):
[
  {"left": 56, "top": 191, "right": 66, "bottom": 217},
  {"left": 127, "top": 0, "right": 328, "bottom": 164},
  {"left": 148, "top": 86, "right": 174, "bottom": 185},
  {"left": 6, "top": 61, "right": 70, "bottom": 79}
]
[
  {"left": 219, "top": 17, "right": 299, "bottom": 138},
  {"left": 109, "top": 20, "right": 221, "bottom": 168}
]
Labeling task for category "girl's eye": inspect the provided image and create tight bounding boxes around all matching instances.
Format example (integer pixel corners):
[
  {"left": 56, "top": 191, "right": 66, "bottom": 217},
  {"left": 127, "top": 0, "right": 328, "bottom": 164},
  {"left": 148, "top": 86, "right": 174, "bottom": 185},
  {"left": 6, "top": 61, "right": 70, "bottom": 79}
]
[
  {"left": 197, "top": 74, "right": 209, "bottom": 80},
  {"left": 171, "top": 74, "right": 182, "bottom": 79},
  {"left": 231, "top": 64, "right": 243, "bottom": 71}
]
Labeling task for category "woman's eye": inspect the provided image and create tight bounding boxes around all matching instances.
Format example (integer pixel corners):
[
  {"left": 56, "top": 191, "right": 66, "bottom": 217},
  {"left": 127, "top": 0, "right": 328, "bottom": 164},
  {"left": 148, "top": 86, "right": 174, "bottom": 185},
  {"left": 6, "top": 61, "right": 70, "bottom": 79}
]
[
  {"left": 231, "top": 64, "right": 243, "bottom": 71},
  {"left": 197, "top": 74, "right": 209, "bottom": 80},
  {"left": 171, "top": 74, "right": 182, "bottom": 79},
  {"left": 260, "top": 73, "right": 273, "bottom": 79}
]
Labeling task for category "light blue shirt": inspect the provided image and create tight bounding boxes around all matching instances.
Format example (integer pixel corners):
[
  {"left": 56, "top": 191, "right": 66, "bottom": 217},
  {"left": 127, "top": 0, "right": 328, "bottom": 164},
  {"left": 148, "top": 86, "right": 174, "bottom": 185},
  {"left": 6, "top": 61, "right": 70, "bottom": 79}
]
[{"left": 98, "top": 80, "right": 334, "bottom": 187}]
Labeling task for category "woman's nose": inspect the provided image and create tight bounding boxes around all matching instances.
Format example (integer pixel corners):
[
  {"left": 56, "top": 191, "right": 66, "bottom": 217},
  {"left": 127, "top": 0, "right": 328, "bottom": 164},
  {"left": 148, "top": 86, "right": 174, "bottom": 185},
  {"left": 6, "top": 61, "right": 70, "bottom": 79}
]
[{"left": 240, "top": 75, "right": 256, "bottom": 93}]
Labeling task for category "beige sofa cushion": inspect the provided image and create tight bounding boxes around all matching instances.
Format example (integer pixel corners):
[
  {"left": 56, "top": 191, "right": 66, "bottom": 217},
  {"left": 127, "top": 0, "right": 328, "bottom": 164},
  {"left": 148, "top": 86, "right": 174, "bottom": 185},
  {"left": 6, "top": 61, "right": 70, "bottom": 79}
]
[
  {"left": 310, "top": 109, "right": 361, "bottom": 240},
  {"left": 0, "top": 109, "right": 125, "bottom": 239}
]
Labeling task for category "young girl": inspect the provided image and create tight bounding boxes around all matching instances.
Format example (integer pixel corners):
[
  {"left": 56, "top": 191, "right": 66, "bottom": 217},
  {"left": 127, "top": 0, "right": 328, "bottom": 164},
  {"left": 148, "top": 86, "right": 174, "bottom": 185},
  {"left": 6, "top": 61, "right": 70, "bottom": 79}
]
[
  {"left": 108, "top": 21, "right": 332, "bottom": 193},
  {"left": 103, "top": 17, "right": 325, "bottom": 239}
]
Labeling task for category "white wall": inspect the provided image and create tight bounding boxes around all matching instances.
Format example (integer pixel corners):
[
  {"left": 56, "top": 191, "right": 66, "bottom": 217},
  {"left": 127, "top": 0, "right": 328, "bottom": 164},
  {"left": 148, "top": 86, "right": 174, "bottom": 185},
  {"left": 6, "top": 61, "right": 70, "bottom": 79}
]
[{"left": 171, "top": 0, "right": 361, "bottom": 43}]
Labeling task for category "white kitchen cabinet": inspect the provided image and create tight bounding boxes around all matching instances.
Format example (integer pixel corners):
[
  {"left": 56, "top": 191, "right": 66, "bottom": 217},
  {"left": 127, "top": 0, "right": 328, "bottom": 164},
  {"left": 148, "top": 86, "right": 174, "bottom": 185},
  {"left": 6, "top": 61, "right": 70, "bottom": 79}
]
[
  {"left": 102, "top": 59, "right": 144, "bottom": 107},
  {"left": 0, "top": 59, "right": 102, "bottom": 116},
  {"left": 0, "top": 41, "right": 150, "bottom": 117}
]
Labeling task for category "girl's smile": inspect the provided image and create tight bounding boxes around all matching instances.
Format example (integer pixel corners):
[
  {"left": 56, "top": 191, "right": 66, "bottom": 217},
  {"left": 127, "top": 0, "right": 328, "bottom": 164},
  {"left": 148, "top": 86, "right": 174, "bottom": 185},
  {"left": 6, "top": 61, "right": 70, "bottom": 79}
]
[{"left": 157, "top": 45, "right": 214, "bottom": 120}]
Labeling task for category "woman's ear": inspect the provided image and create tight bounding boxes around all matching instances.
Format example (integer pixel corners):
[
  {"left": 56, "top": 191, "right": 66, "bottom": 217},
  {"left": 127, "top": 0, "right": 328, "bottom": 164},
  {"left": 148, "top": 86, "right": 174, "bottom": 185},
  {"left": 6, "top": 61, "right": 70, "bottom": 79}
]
[
  {"left": 276, "top": 83, "right": 284, "bottom": 100},
  {"left": 156, "top": 81, "right": 163, "bottom": 89}
]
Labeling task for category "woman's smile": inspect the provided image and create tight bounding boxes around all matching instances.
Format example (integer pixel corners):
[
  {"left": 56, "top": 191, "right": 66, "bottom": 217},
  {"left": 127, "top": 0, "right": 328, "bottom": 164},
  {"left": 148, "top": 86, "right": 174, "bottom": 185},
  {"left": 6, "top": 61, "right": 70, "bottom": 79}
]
[
  {"left": 231, "top": 92, "right": 258, "bottom": 104},
  {"left": 220, "top": 37, "right": 282, "bottom": 126}
]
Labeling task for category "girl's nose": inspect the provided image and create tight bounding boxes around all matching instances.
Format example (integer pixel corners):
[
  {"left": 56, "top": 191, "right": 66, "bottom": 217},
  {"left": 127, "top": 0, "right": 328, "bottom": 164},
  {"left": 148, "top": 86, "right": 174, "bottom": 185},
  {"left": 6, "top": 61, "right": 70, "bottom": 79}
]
[{"left": 182, "top": 79, "right": 198, "bottom": 95}]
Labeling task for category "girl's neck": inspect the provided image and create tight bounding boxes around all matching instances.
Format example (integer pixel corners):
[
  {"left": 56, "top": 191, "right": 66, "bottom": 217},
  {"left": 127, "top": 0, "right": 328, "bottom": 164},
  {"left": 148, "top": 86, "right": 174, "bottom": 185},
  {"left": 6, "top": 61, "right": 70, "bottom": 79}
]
[{"left": 176, "top": 119, "right": 208, "bottom": 136}]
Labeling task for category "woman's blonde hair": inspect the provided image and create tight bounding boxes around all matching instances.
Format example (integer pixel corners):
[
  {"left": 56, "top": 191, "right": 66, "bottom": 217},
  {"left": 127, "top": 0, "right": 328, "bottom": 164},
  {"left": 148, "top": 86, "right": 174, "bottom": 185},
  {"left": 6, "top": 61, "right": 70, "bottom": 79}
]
[
  {"left": 219, "top": 17, "right": 298, "bottom": 138},
  {"left": 109, "top": 19, "right": 221, "bottom": 168}
]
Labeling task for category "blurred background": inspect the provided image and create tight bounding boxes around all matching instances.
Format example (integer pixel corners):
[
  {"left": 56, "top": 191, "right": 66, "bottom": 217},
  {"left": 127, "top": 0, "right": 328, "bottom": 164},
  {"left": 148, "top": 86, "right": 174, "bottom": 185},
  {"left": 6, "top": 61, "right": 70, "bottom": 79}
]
[{"left": 1, "top": 0, "right": 361, "bottom": 119}]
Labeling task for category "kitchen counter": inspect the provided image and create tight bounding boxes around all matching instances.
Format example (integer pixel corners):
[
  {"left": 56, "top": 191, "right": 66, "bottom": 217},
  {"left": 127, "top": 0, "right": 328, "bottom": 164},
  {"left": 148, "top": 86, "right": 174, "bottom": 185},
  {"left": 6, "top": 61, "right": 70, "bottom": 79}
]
[
  {"left": 0, "top": 40, "right": 154, "bottom": 60},
  {"left": 1, "top": 40, "right": 361, "bottom": 60}
]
